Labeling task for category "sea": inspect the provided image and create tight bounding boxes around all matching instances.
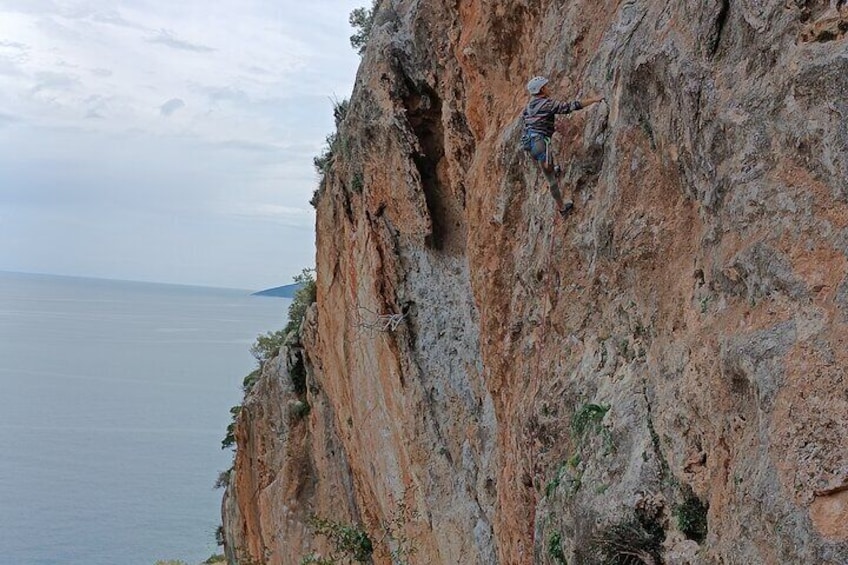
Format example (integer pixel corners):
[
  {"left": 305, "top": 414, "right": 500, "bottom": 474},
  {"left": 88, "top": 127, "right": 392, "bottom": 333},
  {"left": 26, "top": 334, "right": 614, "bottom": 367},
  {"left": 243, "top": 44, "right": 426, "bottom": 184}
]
[{"left": 0, "top": 271, "right": 290, "bottom": 565}]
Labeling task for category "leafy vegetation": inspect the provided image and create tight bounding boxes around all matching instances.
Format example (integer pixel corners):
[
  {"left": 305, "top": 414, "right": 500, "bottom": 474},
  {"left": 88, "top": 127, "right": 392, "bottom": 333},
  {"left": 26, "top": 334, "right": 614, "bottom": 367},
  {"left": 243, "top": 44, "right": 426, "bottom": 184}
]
[
  {"left": 221, "top": 269, "right": 316, "bottom": 451},
  {"left": 675, "top": 487, "right": 708, "bottom": 543},
  {"left": 301, "top": 515, "right": 373, "bottom": 564},
  {"left": 349, "top": 1, "right": 377, "bottom": 55},
  {"left": 250, "top": 331, "right": 287, "bottom": 365},
  {"left": 214, "top": 468, "right": 231, "bottom": 490},
  {"left": 283, "top": 268, "right": 317, "bottom": 338},
  {"left": 311, "top": 97, "right": 351, "bottom": 207},
  {"left": 587, "top": 515, "right": 664, "bottom": 565},
  {"left": 548, "top": 531, "right": 568, "bottom": 564},
  {"left": 545, "top": 460, "right": 581, "bottom": 499},
  {"left": 215, "top": 525, "right": 225, "bottom": 547},
  {"left": 375, "top": 494, "right": 419, "bottom": 564},
  {"left": 313, "top": 99, "right": 348, "bottom": 180},
  {"left": 221, "top": 405, "right": 241, "bottom": 450},
  {"left": 242, "top": 368, "right": 261, "bottom": 394},
  {"left": 571, "top": 402, "right": 614, "bottom": 455},
  {"left": 313, "top": 132, "right": 339, "bottom": 179},
  {"left": 571, "top": 403, "right": 610, "bottom": 438}
]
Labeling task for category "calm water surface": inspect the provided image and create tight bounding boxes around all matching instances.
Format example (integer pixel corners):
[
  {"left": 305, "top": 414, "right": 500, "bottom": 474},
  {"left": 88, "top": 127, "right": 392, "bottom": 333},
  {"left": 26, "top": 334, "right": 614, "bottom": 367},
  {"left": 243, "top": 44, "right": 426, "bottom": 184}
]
[{"left": 0, "top": 272, "right": 288, "bottom": 565}]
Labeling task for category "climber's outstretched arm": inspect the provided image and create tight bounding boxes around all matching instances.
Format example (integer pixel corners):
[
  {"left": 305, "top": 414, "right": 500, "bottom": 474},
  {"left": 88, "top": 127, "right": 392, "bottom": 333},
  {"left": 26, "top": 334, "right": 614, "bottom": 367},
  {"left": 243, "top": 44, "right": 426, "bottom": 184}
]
[{"left": 580, "top": 95, "right": 605, "bottom": 107}]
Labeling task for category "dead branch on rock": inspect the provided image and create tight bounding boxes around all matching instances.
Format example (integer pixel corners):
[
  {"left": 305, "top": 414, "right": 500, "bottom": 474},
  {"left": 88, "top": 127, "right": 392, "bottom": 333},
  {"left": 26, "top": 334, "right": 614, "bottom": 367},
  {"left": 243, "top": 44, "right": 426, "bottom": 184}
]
[{"left": 355, "top": 305, "right": 408, "bottom": 335}]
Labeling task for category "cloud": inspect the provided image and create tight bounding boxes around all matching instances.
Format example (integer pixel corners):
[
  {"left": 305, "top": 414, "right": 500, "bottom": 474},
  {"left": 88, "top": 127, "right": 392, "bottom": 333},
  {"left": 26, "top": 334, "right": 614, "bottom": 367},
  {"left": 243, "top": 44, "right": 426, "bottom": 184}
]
[
  {"left": 227, "top": 203, "right": 315, "bottom": 229},
  {"left": 0, "top": 40, "right": 28, "bottom": 50},
  {"left": 0, "top": 0, "right": 61, "bottom": 16},
  {"left": 244, "top": 65, "right": 271, "bottom": 75},
  {"left": 83, "top": 94, "right": 112, "bottom": 119},
  {"left": 147, "top": 29, "right": 215, "bottom": 53},
  {"left": 210, "top": 139, "right": 281, "bottom": 153},
  {"left": 159, "top": 98, "right": 185, "bottom": 116},
  {"left": 0, "top": 55, "right": 26, "bottom": 77},
  {"left": 0, "top": 0, "right": 366, "bottom": 287},
  {"left": 89, "top": 10, "right": 144, "bottom": 30},
  {"left": 31, "top": 71, "right": 79, "bottom": 94},
  {"left": 0, "top": 113, "right": 20, "bottom": 127},
  {"left": 194, "top": 85, "right": 250, "bottom": 105}
]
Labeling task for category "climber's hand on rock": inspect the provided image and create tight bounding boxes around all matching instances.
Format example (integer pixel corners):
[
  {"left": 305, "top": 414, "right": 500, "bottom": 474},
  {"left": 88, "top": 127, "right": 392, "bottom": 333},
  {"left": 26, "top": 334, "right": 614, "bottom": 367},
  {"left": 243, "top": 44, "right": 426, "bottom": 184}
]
[{"left": 582, "top": 95, "right": 604, "bottom": 107}]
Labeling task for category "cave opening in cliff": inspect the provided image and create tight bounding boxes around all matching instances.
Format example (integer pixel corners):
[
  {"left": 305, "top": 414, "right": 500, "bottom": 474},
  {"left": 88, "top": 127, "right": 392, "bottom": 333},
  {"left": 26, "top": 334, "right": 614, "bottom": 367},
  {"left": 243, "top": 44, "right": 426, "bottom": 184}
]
[{"left": 403, "top": 78, "right": 463, "bottom": 253}]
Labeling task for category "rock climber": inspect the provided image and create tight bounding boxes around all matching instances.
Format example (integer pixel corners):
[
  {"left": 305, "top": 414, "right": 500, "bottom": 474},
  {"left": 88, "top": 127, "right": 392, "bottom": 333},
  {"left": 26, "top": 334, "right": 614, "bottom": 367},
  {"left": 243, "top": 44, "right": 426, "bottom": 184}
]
[{"left": 521, "top": 75, "right": 605, "bottom": 217}]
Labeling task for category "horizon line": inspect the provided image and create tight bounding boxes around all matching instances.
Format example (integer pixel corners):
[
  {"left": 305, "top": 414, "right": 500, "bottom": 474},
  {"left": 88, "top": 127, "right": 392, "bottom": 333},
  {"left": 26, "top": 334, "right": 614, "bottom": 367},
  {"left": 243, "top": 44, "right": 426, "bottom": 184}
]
[{"left": 0, "top": 269, "right": 266, "bottom": 293}]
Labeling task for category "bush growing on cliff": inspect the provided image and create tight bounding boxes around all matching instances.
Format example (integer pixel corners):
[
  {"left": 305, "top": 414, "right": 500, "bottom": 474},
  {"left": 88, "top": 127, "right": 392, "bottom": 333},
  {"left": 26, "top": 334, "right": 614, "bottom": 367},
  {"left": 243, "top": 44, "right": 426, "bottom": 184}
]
[
  {"left": 547, "top": 531, "right": 567, "bottom": 565},
  {"left": 242, "top": 368, "right": 261, "bottom": 393},
  {"left": 284, "top": 268, "right": 317, "bottom": 338},
  {"left": 221, "top": 405, "right": 241, "bottom": 450},
  {"left": 215, "top": 525, "right": 225, "bottom": 547},
  {"left": 313, "top": 132, "right": 339, "bottom": 179},
  {"left": 675, "top": 486, "right": 708, "bottom": 543},
  {"left": 571, "top": 402, "right": 614, "bottom": 455},
  {"left": 248, "top": 268, "right": 316, "bottom": 364},
  {"left": 311, "top": 98, "right": 351, "bottom": 207},
  {"left": 250, "top": 330, "right": 286, "bottom": 364},
  {"left": 587, "top": 514, "right": 665, "bottom": 565},
  {"left": 349, "top": 1, "right": 377, "bottom": 55},
  {"left": 214, "top": 468, "right": 231, "bottom": 489},
  {"left": 302, "top": 515, "right": 373, "bottom": 564}
]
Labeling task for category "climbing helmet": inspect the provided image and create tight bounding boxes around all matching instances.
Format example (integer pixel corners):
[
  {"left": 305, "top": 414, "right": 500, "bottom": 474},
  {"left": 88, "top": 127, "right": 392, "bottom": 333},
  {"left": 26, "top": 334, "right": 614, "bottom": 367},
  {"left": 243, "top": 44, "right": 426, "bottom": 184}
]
[{"left": 527, "top": 76, "right": 549, "bottom": 94}]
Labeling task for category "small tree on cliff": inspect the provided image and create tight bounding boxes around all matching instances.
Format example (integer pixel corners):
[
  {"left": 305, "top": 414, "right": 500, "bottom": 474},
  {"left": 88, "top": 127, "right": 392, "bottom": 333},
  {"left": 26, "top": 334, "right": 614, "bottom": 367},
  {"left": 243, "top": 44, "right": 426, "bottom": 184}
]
[
  {"left": 248, "top": 268, "right": 317, "bottom": 365},
  {"left": 349, "top": 1, "right": 377, "bottom": 55},
  {"left": 284, "top": 268, "right": 317, "bottom": 338}
]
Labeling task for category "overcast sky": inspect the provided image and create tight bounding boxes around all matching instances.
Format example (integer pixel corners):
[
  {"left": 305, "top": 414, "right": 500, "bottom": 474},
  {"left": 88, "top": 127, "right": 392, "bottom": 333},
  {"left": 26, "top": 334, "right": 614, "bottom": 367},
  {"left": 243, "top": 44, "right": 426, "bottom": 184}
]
[{"left": 0, "top": 0, "right": 365, "bottom": 289}]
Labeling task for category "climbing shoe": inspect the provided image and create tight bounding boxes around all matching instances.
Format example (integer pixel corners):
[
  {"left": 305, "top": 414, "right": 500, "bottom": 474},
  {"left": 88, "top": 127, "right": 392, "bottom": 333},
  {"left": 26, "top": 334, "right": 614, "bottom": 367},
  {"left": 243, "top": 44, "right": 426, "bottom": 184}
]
[
  {"left": 559, "top": 201, "right": 574, "bottom": 218},
  {"left": 553, "top": 165, "right": 562, "bottom": 177}
]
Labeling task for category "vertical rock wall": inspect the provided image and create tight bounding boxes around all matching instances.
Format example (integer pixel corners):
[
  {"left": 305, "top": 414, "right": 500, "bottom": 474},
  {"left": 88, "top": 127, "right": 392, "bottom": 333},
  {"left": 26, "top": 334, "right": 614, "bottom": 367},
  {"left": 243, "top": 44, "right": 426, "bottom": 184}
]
[{"left": 224, "top": 1, "right": 848, "bottom": 563}]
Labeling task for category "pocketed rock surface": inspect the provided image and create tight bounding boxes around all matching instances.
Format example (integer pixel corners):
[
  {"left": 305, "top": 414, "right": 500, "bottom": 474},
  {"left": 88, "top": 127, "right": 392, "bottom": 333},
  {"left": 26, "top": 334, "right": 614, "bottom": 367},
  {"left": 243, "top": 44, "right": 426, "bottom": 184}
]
[{"left": 222, "top": 1, "right": 848, "bottom": 563}]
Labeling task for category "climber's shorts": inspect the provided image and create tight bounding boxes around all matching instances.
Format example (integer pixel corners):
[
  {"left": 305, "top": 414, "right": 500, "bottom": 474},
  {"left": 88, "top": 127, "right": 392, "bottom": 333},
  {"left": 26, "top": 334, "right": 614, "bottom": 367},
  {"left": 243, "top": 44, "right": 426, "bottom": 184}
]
[{"left": 528, "top": 135, "right": 550, "bottom": 164}]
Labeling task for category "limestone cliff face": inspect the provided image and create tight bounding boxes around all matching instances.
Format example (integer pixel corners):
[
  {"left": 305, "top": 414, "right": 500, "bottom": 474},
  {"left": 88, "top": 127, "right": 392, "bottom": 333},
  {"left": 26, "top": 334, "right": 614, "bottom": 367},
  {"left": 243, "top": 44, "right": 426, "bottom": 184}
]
[{"left": 223, "top": 1, "right": 848, "bottom": 563}]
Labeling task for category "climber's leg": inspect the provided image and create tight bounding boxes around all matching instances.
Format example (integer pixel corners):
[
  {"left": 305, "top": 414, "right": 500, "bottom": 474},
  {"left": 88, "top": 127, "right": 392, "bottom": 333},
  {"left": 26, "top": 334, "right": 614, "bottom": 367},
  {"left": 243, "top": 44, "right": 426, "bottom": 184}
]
[{"left": 531, "top": 136, "right": 572, "bottom": 217}]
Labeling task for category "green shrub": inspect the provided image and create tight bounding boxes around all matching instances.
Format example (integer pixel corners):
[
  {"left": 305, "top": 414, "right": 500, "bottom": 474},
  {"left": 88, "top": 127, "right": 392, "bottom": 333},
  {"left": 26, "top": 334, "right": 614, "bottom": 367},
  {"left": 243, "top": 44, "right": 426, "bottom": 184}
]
[
  {"left": 675, "top": 487, "right": 708, "bottom": 543},
  {"left": 283, "top": 268, "right": 317, "bottom": 338},
  {"left": 213, "top": 468, "right": 231, "bottom": 489},
  {"left": 349, "top": 1, "right": 377, "bottom": 55},
  {"left": 221, "top": 405, "right": 241, "bottom": 449},
  {"left": 571, "top": 403, "right": 614, "bottom": 455},
  {"left": 548, "top": 531, "right": 568, "bottom": 564},
  {"left": 215, "top": 525, "right": 225, "bottom": 546},
  {"left": 545, "top": 461, "right": 581, "bottom": 499},
  {"left": 250, "top": 330, "right": 286, "bottom": 364},
  {"left": 332, "top": 97, "right": 349, "bottom": 127},
  {"left": 571, "top": 403, "right": 610, "bottom": 438},
  {"left": 242, "top": 368, "right": 261, "bottom": 394},
  {"left": 313, "top": 132, "right": 338, "bottom": 178},
  {"left": 305, "top": 515, "right": 373, "bottom": 563},
  {"left": 300, "top": 555, "right": 335, "bottom": 565}
]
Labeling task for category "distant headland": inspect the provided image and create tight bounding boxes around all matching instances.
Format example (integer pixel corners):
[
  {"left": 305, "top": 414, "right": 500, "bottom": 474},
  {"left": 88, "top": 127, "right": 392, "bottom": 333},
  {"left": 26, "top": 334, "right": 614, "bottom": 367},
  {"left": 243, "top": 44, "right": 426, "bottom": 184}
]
[{"left": 251, "top": 282, "right": 303, "bottom": 298}]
